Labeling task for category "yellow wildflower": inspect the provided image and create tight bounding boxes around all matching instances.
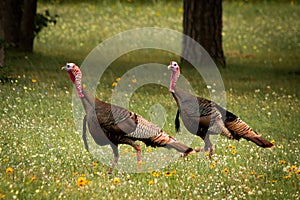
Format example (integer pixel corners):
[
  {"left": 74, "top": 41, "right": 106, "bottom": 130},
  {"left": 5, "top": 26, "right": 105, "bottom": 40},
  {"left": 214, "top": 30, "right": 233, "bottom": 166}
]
[
  {"left": 257, "top": 174, "right": 263, "bottom": 179},
  {"left": 223, "top": 168, "right": 229, "bottom": 174},
  {"left": 286, "top": 168, "right": 293, "bottom": 173},
  {"left": 279, "top": 160, "right": 286, "bottom": 165},
  {"left": 250, "top": 171, "right": 256, "bottom": 175},
  {"left": 171, "top": 170, "right": 177, "bottom": 175},
  {"left": 116, "top": 77, "right": 121, "bottom": 82},
  {"left": 270, "top": 140, "right": 275, "bottom": 145},
  {"left": 148, "top": 180, "right": 154, "bottom": 185},
  {"left": 290, "top": 166, "right": 297, "bottom": 171},
  {"left": 85, "top": 180, "right": 91, "bottom": 185},
  {"left": 228, "top": 145, "right": 236, "bottom": 149},
  {"left": 93, "top": 162, "right": 98, "bottom": 168},
  {"left": 284, "top": 174, "right": 292, "bottom": 179},
  {"left": 0, "top": 193, "right": 5, "bottom": 199},
  {"left": 31, "top": 79, "right": 37, "bottom": 83},
  {"left": 132, "top": 79, "right": 137, "bottom": 83},
  {"left": 6, "top": 167, "right": 13, "bottom": 174},
  {"left": 138, "top": 161, "right": 146, "bottom": 165},
  {"left": 113, "top": 177, "right": 120, "bottom": 185},
  {"left": 272, "top": 180, "right": 278, "bottom": 183},
  {"left": 30, "top": 175, "right": 37, "bottom": 182},
  {"left": 210, "top": 164, "right": 216, "bottom": 169},
  {"left": 151, "top": 171, "right": 161, "bottom": 177},
  {"left": 165, "top": 171, "right": 172, "bottom": 177},
  {"left": 112, "top": 82, "right": 118, "bottom": 87},
  {"left": 77, "top": 177, "right": 86, "bottom": 187},
  {"left": 295, "top": 169, "right": 300, "bottom": 175},
  {"left": 231, "top": 149, "right": 236, "bottom": 155},
  {"left": 190, "top": 174, "right": 196, "bottom": 179}
]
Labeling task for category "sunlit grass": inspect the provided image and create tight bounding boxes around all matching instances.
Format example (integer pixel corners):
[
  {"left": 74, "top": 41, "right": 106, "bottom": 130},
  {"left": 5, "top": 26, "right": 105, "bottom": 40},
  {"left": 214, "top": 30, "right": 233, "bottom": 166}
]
[{"left": 1, "top": 0, "right": 299, "bottom": 199}]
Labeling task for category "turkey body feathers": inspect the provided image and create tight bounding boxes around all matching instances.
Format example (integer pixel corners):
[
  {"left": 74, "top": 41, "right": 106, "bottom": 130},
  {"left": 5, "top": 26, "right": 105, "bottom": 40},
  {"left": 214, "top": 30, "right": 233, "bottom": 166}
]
[{"left": 173, "top": 87, "right": 274, "bottom": 148}]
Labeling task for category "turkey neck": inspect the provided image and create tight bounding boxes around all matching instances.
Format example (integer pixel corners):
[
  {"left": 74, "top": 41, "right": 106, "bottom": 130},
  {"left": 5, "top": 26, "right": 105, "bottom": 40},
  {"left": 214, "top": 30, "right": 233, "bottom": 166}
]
[{"left": 169, "top": 70, "right": 180, "bottom": 93}]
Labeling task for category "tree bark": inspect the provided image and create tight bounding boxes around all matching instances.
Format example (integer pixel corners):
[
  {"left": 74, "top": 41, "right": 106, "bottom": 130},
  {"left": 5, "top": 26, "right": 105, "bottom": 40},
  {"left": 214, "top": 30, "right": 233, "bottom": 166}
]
[
  {"left": 0, "top": 2, "right": 5, "bottom": 66},
  {"left": 0, "top": 0, "right": 37, "bottom": 52},
  {"left": 182, "top": 0, "right": 225, "bottom": 67},
  {"left": 19, "top": 0, "right": 38, "bottom": 52},
  {"left": 0, "top": 0, "right": 22, "bottom": 49}
]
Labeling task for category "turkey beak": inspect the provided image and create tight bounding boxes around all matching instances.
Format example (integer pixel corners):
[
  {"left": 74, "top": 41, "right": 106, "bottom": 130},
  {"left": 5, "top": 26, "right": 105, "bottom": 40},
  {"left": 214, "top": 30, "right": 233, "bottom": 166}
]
[
  {"left": 61, "top": 66, "right": 67, "bottom": 70},
  {"left": 167, "top": 65, "right": 172, "bottom": 70}
]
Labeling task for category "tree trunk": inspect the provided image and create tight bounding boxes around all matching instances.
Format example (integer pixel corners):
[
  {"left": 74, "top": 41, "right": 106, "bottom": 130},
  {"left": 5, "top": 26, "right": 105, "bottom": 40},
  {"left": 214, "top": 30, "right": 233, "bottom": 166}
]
[
  {"left": 0, "top": 0, "right": 22, "bottom": 49},
  {"left": 0, "top": 2, "right": 5, "bottom": 66},
  {"left": 182, "top": 0, "right": 225, "bottom": 67},
  {"left": 0, "top": 0, "right": 37, "bottom": 52},
  {"left": 19, "top": 0, "right": 37, "bottom": 52}
]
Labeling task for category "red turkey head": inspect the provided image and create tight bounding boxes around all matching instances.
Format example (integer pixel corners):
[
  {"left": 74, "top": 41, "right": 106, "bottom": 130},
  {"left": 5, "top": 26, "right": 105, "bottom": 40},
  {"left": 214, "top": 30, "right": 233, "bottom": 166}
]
[
  {"left": 61, "top": 63, "right": 84, "bottom": 98},
  {"left": 168, "top": 61, "right": 180, "bottom": 93}
]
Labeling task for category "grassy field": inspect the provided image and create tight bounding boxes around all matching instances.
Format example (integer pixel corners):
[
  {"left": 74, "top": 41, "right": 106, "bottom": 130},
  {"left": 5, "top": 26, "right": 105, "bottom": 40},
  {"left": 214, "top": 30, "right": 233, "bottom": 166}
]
[{"left": 1, "top": 0, "right": 299, "bottom": 199}]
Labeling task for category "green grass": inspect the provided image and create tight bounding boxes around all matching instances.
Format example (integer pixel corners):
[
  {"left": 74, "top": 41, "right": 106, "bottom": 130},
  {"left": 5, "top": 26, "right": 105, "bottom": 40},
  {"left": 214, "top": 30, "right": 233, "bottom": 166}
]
[{"left": 1, "top": 0, "right": 299, "bottom": 199}]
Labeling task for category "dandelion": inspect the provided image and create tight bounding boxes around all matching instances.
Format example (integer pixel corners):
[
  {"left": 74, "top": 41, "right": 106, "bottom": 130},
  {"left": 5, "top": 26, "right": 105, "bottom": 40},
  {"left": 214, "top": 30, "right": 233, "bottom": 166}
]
[
  {"left": 31, "top": 79, "right": 37, "bottom": 83},
  {"left": 279, "top": 160, "right": 286, "bottom": 165},
  {"left": 223, "top": 168, "right": 229, "bottom": 174},
  {"left": 116, "top": 77, "right": 121, "bottom": 82},
  {"left": 190, "top": 174, "right": 196, "bottom": 179},
  {"left": 231, "top": 149, "right": 236, "bottom": 155},
  {"left": 148, "top": 180, "right": 154, "bottom": 185},
  {"left": 284, "top": 174, "right": 292, "bottom": 179},
  {"left": 113, "top": 177, "right": 120, "bottom": 185},
  {"left": 77, "top": 177, "right": 86, "bottom": 187},
  {"left": 6, "top": 167, "right": 13, "bottom": 174},
  {"left": 112, "top": 82, "right": 118, "bottom": 87}
]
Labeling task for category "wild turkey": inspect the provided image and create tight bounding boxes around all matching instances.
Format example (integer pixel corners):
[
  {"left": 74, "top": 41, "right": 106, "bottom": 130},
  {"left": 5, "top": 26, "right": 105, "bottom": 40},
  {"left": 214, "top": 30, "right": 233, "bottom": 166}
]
[
  {"left": 62, "top": 63, "right": 198, "bottom": 174},
  {"left": 167, "top": 61, "right": 274, "bottom": 157}
]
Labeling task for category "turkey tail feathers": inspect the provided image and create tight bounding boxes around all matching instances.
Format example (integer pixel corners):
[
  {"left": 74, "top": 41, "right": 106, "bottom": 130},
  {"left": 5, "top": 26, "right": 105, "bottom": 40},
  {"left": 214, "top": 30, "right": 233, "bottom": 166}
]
[
  {"left": 152, "top": 132, "right": 193, "bottom": 154},
  {"left": 226, "top": 117, "right": 274, "bottom": 148},
  {"left": 245, "top": 134, "right": 274, "bottom": 148}
]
